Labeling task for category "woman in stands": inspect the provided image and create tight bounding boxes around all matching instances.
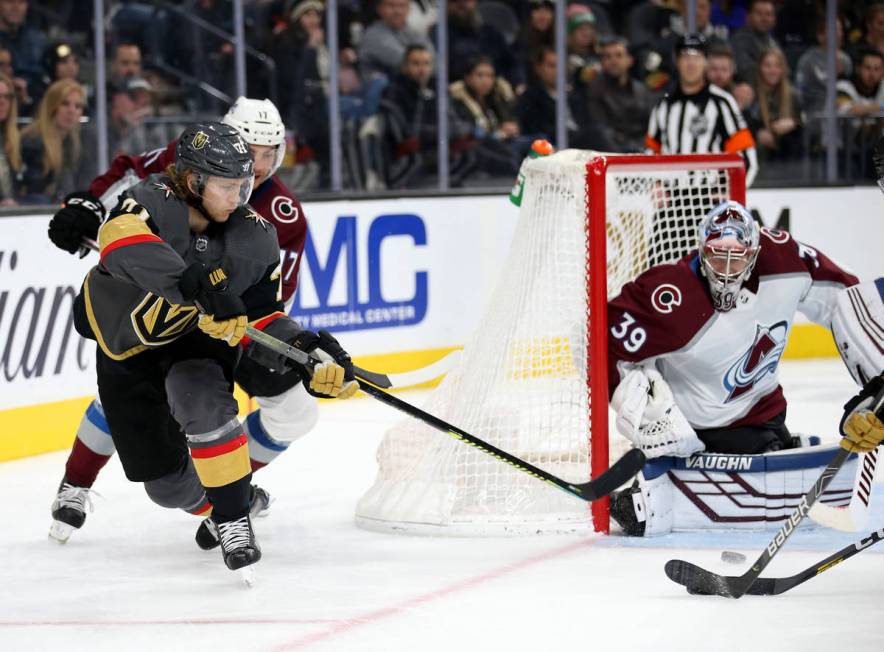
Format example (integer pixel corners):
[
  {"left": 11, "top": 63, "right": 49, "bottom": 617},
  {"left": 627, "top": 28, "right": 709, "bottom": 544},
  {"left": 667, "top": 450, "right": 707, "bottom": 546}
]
[
  {"left": 450, "top": 56, "right": 521, "bottom": 177},
  {"left": 20, "top": 79, "right": 94, "bottom": 204},
  {"left": 748, "top": 47, "right": 804, "bottom": 169},
  {"left": 0, "top": 72, "right": 22, "bottom": 205}
]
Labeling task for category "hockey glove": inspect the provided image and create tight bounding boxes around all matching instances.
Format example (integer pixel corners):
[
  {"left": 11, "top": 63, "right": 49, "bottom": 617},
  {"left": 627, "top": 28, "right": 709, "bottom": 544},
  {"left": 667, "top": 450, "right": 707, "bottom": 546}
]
[
  {"left": 197, "top": 314, "right": 248, "bottom": 347},
  {"left": 48, "top": 191, "right": 105, "bottom": 254},
  {"left": 840, "top": 374, "right": 884, "bottom": 453},
  {"left": 611, "top": 368, "right": 704, "bottom": 458},
  {"left": 291, "top": 329, "right": 358, "bottom": 399},
  {"left": 179, "top": 263, "right": 247, "bottom": 346}
]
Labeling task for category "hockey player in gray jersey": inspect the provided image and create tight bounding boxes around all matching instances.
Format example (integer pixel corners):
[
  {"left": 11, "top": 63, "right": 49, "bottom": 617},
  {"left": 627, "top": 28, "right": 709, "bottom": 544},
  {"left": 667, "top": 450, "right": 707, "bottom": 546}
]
[{"left": 71, "top": 121, "right": 356, "bottom": 575}]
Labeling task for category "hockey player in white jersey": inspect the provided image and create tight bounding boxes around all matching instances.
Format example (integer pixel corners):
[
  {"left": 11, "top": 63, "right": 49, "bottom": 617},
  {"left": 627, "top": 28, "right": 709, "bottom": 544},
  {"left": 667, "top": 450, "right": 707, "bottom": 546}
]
[
  {"left": 828, "top": 131, "right": 884, "bottom": 456},
  {"left": 607, "top": 200, "right": 860, "bottom": 535}
]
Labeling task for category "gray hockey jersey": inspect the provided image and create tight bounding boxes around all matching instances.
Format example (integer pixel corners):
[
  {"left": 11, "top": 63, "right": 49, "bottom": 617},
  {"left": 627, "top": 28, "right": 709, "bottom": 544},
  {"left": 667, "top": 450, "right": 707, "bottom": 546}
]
[{"left": 78, "top": 174, "right": 284, "bottom": 360}]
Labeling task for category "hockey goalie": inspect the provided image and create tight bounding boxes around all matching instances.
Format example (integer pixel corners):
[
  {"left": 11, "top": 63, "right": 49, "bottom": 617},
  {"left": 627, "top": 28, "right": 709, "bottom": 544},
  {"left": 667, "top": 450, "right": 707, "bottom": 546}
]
[{"left": 606, "top": 199, "right": 871, "bottom": 536}]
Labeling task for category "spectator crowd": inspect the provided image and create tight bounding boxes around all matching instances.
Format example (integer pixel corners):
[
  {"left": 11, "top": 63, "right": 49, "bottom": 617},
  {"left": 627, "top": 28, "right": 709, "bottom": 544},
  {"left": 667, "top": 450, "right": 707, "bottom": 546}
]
[{"left": 4, "top": 0, "right": 884, "bottom": 202}]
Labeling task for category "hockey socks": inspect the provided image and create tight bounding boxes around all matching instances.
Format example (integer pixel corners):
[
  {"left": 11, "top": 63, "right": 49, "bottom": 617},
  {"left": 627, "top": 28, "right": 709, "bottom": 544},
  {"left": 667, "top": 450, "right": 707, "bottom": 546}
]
[{"left": 64, "top": 401, "right": 116, "bottom": 488}]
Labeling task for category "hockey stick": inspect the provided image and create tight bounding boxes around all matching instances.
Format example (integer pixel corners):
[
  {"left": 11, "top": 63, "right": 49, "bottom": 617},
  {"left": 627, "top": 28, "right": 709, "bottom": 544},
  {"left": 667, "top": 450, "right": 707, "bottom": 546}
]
[
  {"left": 664, "top": 447, "right": 852, "bottom": 598},
  {"left": 665, "top": 384, "right": 884, "bottom": 598},
  {"left": 346, "top": 350, "right": 463, "bottom": 390},
  {"left": 79, "top": 239, "right": 457, "bottom": 390},
  {"left": 84, "top": 230, "right": 639, "bottom": 499},
  {"left": 737, "top": 525, "right": 884, "bottom": 596},
  {"left": 245, "top": 325, "right": 647, "bottom": 502},
  {"left": 809, "top": 447, "right": 878, "bottom": 532}
]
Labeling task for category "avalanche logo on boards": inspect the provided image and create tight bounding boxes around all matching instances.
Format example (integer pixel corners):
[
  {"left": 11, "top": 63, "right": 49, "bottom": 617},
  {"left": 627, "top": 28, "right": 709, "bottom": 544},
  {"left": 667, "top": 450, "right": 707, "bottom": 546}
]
[{"left": 722, "top": 321, "right": 788, "bottom": 402}]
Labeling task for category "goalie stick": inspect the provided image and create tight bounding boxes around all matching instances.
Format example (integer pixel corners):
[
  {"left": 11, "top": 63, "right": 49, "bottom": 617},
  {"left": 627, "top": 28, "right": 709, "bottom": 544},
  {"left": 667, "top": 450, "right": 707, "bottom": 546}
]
[
  {"left": 665, "top": 383, "right": 884, "bottom": 598},
  {"left": 736, "top": 525, "right": 884, "bottom": 596},
  {"left": 809, "top": 447, "right": 878, "bottom": 532},
  {"left": 245, "top": 325, "right": 647, "bottom": 502}
]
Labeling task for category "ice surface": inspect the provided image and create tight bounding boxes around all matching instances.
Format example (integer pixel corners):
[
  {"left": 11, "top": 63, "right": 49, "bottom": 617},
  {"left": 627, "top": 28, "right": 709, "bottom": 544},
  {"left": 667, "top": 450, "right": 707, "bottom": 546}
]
[{"left": 1, "top": 359, "right": 882, "bottom": 651}]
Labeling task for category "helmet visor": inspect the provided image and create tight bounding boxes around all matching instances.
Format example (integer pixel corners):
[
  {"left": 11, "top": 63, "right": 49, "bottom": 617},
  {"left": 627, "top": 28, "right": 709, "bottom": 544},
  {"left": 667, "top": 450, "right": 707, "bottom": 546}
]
[{"left": 202, "top": 173, "right": 255, "bottom": 210}]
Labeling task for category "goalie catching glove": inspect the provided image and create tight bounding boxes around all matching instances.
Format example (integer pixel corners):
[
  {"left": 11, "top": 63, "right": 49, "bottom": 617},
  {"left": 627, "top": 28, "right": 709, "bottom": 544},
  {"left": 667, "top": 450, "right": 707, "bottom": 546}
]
[
  {"left": 840, "top": 374, "right": 884, "bottom": 453},
  {"left": 247, "top": 324, "right": 358, "bottom": 399},
  {"left": 611, "top": 368, "right": 705, "bottom": 458}
]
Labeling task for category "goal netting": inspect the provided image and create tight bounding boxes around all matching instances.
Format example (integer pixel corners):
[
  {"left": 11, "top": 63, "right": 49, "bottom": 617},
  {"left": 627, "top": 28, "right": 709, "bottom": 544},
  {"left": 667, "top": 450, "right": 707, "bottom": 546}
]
[{"left": 355, "top": 151, "right": 746, "bottom": 535}]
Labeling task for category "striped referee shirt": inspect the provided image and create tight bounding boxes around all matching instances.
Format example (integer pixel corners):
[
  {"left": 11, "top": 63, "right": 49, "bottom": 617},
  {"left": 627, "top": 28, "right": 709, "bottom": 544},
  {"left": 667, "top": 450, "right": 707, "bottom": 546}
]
[{"left": 645, "top": 83, "right": 758, "bottom": 186}]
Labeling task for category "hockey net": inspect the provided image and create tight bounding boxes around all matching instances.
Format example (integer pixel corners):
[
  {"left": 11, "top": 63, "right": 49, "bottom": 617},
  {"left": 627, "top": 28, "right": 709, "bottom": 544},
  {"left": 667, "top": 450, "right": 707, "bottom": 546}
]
[{"left": 355, "top": 151, "right": 746, "bottom": 535}]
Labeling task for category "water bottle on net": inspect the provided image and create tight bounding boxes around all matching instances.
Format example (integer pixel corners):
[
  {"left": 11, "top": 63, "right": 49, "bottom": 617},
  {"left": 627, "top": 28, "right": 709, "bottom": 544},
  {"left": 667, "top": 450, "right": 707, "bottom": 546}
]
[{"left": 509, "top": 139, "right": 554, "bottom": 207}]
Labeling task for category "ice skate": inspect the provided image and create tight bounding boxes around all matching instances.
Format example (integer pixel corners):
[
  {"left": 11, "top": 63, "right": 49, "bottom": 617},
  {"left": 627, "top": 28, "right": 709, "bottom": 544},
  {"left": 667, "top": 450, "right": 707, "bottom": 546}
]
[
  {"left": 217, "top": 514, "right": 261, "bottom": 585},
  {"left": 195, "top": 485, "right": 271, "bottom": 550},
  {"left": 49, "top": 479, "right": 95, "bottom": 544},
  {"left": 609, "top": 482, "right": 646, "bottom": 537}
]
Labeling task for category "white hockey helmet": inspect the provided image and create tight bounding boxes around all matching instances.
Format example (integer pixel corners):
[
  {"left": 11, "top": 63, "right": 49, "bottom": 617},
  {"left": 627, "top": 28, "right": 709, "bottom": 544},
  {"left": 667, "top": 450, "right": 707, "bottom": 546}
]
[
  {"left": 222, "top": 97, "right": 286, "bottom": 179},
  {"left": 697, "top": 200, "right": 760, "bottom": 312}
]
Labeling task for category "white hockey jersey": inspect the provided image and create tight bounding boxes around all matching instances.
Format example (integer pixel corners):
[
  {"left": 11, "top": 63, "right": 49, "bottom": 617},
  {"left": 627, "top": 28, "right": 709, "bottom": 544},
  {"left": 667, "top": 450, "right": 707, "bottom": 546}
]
[{"left": 608, "top": 227, "right": 859, "bottom": 429}]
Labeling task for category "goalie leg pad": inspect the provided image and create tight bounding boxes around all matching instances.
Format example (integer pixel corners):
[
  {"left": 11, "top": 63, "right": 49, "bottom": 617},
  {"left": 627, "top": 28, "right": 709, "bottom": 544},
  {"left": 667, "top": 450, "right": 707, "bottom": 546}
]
[
  {"left": 638, "top": 467, "right": 676, "bottom": 536},
  {"left": 666, "top": 446, "right": 858, "bottom": 531},
  {"left": 831, "top": 279, "right": 884, "bottom": 386}
]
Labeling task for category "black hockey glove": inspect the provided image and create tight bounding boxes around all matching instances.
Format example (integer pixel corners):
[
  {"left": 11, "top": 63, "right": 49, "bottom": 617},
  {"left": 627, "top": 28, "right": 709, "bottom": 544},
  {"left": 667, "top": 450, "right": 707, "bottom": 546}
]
[
  {"left": 179, "top": 262, "right": 247, "bottom": 319},
  {"left": 245, "top": 318, "right": 305, "bottom": 373},
  {"left": 48, "top": 191, "right": 105, "bottom": 255}
]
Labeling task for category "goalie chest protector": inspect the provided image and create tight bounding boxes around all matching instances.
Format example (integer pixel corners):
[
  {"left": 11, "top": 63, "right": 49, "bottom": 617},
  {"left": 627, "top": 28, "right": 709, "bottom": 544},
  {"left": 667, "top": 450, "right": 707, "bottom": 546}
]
[{"left": 608, "top": 228, "right": 858, "bottom": 430}]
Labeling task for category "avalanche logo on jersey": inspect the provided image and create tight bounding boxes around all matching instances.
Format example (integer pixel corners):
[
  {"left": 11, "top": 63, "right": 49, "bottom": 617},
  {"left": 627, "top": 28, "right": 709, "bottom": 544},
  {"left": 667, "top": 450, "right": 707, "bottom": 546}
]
[
  {"left": 722, "top": 321, "right": 788, "bottom": 402},
  {"left": 270, "top": 196, "right": 299, "bottom": 224}
]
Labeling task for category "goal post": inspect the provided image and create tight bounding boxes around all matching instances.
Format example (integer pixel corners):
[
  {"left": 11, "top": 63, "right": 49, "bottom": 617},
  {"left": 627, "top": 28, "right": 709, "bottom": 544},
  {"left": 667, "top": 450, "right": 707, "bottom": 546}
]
[{"left": 356, "top": 151, "right": 747, "bottom": 536}]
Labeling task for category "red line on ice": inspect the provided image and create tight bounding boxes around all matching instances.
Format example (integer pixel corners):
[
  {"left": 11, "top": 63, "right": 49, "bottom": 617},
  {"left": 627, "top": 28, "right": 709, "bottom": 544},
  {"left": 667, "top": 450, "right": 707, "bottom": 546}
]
[{"left": 270, "top": 538, "right": 595, "bottom": 651}]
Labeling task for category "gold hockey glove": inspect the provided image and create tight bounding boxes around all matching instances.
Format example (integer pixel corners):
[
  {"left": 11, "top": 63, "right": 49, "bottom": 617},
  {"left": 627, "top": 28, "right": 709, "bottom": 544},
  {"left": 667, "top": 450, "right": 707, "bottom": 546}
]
[
  {"left": 309, "top": 360, "right": 358, "bottom": 399},
  {"left": 198, "top": 313, "right": 248, "bottom": 347}
]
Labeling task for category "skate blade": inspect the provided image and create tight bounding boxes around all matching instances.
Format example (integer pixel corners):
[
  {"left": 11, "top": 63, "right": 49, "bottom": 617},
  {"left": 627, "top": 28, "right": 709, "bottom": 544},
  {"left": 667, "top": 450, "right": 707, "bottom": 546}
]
[
  {"left": 239, "top": 566, "right": 256, "bottom": 587},
  {"left": 49, "top": 521, "right": 75, "bottom": 544},
  {"left": 256, "top": 496, "right": 274, "bottom": 518}
]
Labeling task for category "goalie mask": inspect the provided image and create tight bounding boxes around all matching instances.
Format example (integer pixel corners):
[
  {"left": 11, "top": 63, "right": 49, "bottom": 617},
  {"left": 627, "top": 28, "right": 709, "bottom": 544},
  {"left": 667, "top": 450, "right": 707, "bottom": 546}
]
[
  {"left": 222, "top": 97, "right": 286, "bottom": 180},
  {"left": 176, "top": 121, "right": 255, "bottom": 207},
  {"left": 697, "top": 201, "right": 760, "bottom": 312}
]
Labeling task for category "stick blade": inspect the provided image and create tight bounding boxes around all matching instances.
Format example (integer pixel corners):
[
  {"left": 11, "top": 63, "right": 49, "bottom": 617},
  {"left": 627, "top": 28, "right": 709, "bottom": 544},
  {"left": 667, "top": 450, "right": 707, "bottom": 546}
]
[
  {"left": 742, "top": 578, "right": 779, "bottom": 596},
  {"left": 353, "top": 365, "right": 392, "bottom": 388},
  {"left": 664, "top": 560, "right": 743, "bottom": 598},
  {"left": 576, "top": 448, "right": 646, "bottom": 500}
]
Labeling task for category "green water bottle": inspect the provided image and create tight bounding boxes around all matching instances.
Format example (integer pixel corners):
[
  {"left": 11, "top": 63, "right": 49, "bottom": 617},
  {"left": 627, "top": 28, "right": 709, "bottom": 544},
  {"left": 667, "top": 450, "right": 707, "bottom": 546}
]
[{"left": 509, "top": 139, "right": 554, "bottom": 207}]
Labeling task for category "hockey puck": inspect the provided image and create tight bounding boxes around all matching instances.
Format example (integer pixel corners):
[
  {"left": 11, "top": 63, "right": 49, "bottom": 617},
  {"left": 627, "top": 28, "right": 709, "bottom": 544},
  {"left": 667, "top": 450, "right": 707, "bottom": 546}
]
[{"left": 721, "top": 550, "right": 747, "bottom": 564}]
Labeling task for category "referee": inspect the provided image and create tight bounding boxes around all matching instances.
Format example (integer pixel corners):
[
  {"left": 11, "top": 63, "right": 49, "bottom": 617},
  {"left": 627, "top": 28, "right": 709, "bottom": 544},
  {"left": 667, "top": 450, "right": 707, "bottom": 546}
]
[{"left": 646, "top": 34, "right": 758, "bottom": 187}]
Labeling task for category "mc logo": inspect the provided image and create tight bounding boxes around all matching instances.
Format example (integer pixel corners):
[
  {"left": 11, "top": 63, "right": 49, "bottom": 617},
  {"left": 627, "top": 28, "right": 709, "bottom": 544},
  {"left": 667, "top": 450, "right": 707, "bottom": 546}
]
[{"left": 290, "top": 213, "right": 428, "bottom": 333}]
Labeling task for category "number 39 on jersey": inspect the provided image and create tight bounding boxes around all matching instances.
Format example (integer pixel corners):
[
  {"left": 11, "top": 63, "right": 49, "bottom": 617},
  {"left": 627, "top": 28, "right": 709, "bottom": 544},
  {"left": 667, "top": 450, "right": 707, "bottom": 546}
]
[{"left": 611, "top": 312, "right": 647, "bottom": 353}]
